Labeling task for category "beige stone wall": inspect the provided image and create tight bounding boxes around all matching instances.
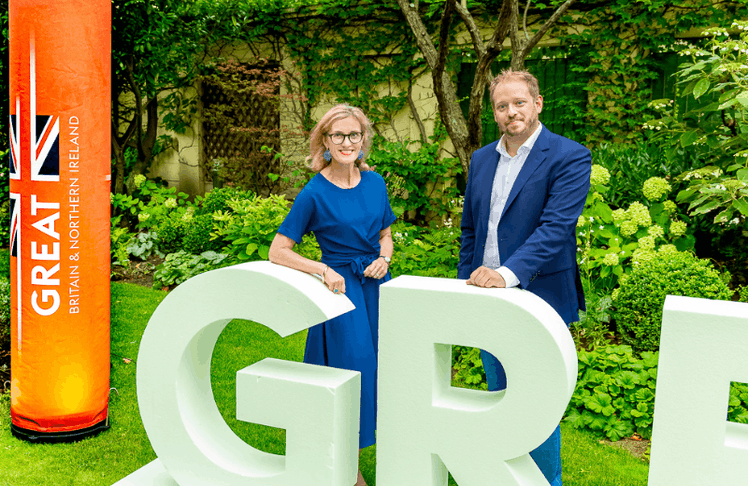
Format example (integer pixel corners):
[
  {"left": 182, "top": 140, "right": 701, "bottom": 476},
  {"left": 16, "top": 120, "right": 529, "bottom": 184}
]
[
  {"left": 147, "top": 85, "right": 205, "bottom": 196},
  {"left": 150, "top": 42, "right": 282, "bottom": 196},
  {"left": 148, "top": 15, "right": 561, "bottom": 197}
]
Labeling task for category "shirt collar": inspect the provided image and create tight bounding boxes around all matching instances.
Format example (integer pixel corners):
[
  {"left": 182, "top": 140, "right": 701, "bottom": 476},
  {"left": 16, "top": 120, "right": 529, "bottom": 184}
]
[{"left": 496, "top": 122, "right": 544, "bottom": 159}]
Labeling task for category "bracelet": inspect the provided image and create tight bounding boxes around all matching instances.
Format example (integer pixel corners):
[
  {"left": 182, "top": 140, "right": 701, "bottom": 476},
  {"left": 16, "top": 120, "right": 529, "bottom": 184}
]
[{"left": 322, "top": 265, "right": 329, "bottom": 282}]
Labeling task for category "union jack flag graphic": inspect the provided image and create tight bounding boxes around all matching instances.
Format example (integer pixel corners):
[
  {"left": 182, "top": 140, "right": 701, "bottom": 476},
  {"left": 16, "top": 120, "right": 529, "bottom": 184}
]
[
  {"left": 10, "top": 192, "right": 21, "bottom": 352},
  {"left": 9, "top": 193, "right": 20, "bottom": 258},
  {"left": 9, "top": 39, "right": 60, "bottom": 183},
  {"left": 9, "top": 99, "right": 20, "bottom": 180},
  {"left": 32, "top": 114, "right": 60, "bottom": 181}
]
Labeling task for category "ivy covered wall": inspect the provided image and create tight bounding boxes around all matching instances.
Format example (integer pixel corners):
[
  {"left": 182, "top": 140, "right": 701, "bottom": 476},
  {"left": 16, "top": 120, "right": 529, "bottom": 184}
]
[{"left": 147, "top": 0, "right": 748, "bottom": 195}]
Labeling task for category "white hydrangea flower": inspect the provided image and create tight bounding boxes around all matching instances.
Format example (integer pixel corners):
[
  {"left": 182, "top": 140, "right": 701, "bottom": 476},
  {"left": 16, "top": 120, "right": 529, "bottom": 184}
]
[
  {"left": 134, "top": 174, "right": 147, "bottom": 188},
  {"left": 603, "top": 253, "right": 619, "bottom": 266}
]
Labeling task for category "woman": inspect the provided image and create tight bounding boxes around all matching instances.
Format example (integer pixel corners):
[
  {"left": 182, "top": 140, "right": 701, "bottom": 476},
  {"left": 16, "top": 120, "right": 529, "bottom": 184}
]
[{"left": 268, "top": 104, "right": 395, "bottom": 486}]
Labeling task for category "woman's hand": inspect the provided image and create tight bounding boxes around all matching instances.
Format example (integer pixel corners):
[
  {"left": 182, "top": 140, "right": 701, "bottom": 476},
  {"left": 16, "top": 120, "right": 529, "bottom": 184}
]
[
  {"left": 269, "top": 234, "right": 346, "bottom": 294},
  {"left": 323, "top": 267, "right": 346, "bottom": 294},
  {"left": 364, "top": 257, "right": 389, "bottom": 280}
]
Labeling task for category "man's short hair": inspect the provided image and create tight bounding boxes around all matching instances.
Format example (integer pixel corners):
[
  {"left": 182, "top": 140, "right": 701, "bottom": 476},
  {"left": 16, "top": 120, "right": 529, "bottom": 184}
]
[{"left": 489, "top": 70, "right": 540, "bottom": 105}]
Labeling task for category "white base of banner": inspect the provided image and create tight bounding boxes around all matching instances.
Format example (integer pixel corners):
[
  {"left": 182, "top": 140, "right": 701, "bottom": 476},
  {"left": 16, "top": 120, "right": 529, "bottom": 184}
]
[{"left": 112, "top": 459, "right": 177, "bottom": 486}]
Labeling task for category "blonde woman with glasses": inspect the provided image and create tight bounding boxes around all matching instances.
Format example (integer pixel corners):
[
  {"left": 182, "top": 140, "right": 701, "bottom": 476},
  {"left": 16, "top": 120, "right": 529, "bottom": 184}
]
[{"left": 269, "top": 104, "right": 395, "bottom": 486}]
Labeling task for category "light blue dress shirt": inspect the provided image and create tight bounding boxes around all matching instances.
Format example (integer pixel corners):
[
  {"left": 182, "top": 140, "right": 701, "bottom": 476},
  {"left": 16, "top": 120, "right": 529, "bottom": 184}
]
[{"left": 481, "top": 123, "right": 544, "bottom": 287}]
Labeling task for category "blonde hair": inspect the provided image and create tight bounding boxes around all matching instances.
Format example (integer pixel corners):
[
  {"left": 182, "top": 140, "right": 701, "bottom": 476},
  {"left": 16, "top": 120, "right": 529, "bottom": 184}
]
[
  {"left": 489, "top": 69, "right": 540, "bottom": 107},
  {"left": 307, "top": 104, "right": 373, "bottom": 172}
]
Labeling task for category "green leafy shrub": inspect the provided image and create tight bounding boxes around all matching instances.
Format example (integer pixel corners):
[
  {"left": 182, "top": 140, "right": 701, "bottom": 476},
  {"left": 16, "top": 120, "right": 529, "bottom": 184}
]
[
  {"left": 646, "top": 22, "right": 748, "bottom": 227},
  {"left": 739, "top": 285, "right": 748, "bottom": 303},
  {"left": 0, "top": 278, "right": 9, "bottom": 326},
  {"left": 578, "top": 165, "right": 695, "bottom": 293},
  {"left": 0, "top": 248, "right": 9, "bottom": 280},
  {"left": 451, "top": 346, "right": 487, "bottom": 391},
  {"left": 183, "top": 213, "right": 222, "bottom": 254},
  {"left": 566, "top": 345, "right": 748, "bottom": 441},
  {"left": 212, "top": 194, "right": 287, "bottom": 261},
  {"left": 213, "top": 194, "right": 317, "bottom": 262},
  {"left": 198, "top": 186, "right": 252, "bottom": 215},
  {"left": 730, "top": 382, "right": 748, "bottom": 424},
  {"left": 368, "top": 131, "right": 462, "bottom": 226},
  {"left": 612, "top": 251, "right": 732, "bottom": 353},
  {"left": 591, "top": 142, "right": 691, "bottom": 209},
  {"left": 570, "top": 290, "right": 614, "bottom": 351},
  {"left": 295, "top": 233, "right": 322, "bottom": 262},
  {"left": 158, "top": 215, "right": 189, "bottom": 254},
  {"left": 565, "top": 345, "right": 658, "bottom": 441},
  {"left": 0, "top": 200, "right": 9, "bottom": 249},
  {"left": 111, "top": 177, "right": 193, "bottom": 232},
  {"left": 155, "top": 194, "right": 321, "bottom": 284},
  {"left": 152, "top": 250, "right": 231, "bottom": 289},
  {"left": 389, "top": 222, "right": 460, "bottom": 279},
  {"left": 111, "top": 217, "right": 134, "bottom": 268},
  {"left": 127, "top": 232, "right": 163, "bottom": 260}
]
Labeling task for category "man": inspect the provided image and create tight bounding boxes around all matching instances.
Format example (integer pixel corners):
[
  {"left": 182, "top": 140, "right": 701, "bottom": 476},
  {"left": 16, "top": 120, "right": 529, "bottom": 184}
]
[{"left": 458, "top": 70, "right": 591, "bottom": 486}]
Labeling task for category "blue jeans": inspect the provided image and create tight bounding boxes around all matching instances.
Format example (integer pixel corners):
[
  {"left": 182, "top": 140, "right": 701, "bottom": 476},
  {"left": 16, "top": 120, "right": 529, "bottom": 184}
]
[{"left": 480, "top": 349, "right": 562, "bottom": 486}]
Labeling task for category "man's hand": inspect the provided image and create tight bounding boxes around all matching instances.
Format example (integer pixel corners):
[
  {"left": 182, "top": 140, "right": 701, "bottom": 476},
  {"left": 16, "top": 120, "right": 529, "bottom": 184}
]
[{"left": 466, "top": 266, "right": 506, "bottom": 288}]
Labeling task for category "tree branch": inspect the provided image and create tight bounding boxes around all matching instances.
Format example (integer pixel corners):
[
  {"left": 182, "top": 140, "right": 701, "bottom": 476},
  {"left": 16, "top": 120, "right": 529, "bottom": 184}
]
[
  {"left": 454, "top": 2, "right": 485, "bottom": 57},
  {"left": 509, "top": 0, "right": 521, "bottom": 53},
  {"left": 434, "top": 0, "right": 457, "bottom": 83},
  {"left": 395, "top": 0, "right": 438, "bottom": 69},
  {"left": 407, "top": 73, "right": 428, "bottom": 144},
  {"left": 117, "top": 115, "right": 138, "bottom": 149},
  {"left": 486, "top": 0, "right": 513, "bottom": 57},
  {"left": 123, "top": 56, "right": 146, "bottom": 165},
  {"left": 466, "top": 0, "right": 513, "bottom": 149},
  {"left": 522, "top": 0, "right": 576, "bottom": 58}
]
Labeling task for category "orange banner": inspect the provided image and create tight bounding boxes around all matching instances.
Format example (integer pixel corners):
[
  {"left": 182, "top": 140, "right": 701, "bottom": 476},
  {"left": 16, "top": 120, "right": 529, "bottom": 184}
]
[{"left": 9, "top": 0, "right": 111, "bottom": 440}]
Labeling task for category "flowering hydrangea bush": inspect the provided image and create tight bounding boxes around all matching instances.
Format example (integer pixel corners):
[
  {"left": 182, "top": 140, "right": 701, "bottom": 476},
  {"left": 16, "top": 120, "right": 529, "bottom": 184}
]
[
  {"left": 590, "top": 165, "right": 611, "bottom": 186},
  {"left": 645, "top": 21, "right": 748, "bottom": 228},
  {"left": 111, "top": 178, "right": 192, "bottom": 233},
  {"left": 642, "top": 177, "right": 671, "bottom": 202},
  {"left": 133, "top": 174, "right": 147, "bottom": 188},
  {"left": 577, "top": 167, "right": 695, "bottom": 292}
]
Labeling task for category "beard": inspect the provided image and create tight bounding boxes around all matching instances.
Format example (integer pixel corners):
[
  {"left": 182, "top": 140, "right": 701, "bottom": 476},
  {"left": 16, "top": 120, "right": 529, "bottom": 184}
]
[{"left": 504, "top": 115, "right": 538, "bottom": 138}]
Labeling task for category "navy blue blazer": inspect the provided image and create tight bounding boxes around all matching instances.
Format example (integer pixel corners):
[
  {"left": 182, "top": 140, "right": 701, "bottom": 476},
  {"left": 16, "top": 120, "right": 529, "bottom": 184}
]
[{"left": 458, "top": 126, "right": 591, "bottom": 324}]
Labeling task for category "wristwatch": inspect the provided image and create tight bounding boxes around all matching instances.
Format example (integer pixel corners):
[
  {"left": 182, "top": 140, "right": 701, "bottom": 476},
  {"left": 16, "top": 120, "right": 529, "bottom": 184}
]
[{"left": 380, "top": 255, "right": 391, "bottom": 264}]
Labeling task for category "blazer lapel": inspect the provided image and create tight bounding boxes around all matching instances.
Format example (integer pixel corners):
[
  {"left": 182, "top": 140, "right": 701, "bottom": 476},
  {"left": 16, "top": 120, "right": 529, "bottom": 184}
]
[
  {"left": 478, "top": 142, "right": 500, "bottom": 222},
  {"left": 501, "top": 127, "right": 549, "bottom": 219}
]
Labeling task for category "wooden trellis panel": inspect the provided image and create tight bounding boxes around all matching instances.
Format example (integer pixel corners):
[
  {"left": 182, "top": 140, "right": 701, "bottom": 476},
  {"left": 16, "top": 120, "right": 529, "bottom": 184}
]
[{"left": 202, "top": 62, "right": 281, "bottom": 163}]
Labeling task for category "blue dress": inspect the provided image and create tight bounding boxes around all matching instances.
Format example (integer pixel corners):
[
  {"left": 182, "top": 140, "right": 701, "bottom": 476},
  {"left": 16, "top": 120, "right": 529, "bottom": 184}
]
[{"left": 278, "top": 170, "right": 396, "bottom": 449}]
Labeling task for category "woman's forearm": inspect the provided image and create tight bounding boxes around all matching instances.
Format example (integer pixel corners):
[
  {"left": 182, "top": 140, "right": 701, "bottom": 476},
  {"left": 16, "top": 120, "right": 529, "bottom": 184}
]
[
  {"left": 268, "top": 234, "right": 327, "bottom": 276},
  {"left": 379, "top": 228, "right": 393, "bottom": 259}
]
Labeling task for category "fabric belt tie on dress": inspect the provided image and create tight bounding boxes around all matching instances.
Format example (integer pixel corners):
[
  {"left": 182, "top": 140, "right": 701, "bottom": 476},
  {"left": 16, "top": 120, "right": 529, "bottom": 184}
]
[{"left": 326, "top": 254, "right": 392, "bottom": 285}]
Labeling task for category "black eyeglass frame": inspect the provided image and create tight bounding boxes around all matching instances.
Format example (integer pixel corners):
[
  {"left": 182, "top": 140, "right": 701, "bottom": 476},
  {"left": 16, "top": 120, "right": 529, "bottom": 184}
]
[{"left": 326, "top": 132, "right": 363, "bottom": 145}]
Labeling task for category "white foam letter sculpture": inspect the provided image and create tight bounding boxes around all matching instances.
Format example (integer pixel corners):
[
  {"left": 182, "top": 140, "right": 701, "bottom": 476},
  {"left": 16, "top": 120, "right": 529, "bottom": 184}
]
[
  {"left": 114, "top": 261, "right": 360, "bottom": 486},
  {"left": 376, "top": 276, "right": 578, "bottom": 486},
  {"left": 648, "top": 296, "right": 748, "bottom": 485}
]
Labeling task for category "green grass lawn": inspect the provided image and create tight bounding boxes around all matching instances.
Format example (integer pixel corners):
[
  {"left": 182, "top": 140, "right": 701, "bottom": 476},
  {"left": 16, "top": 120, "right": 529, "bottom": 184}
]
[{"left": 0, "top": 282, "right": 649, "bottom": 486}]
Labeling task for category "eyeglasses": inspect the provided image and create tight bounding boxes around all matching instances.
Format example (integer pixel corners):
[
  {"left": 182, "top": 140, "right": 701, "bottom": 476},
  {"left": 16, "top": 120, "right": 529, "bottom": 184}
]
[{"left": 327, "top": 132, "right": 363, "bottom": 145}]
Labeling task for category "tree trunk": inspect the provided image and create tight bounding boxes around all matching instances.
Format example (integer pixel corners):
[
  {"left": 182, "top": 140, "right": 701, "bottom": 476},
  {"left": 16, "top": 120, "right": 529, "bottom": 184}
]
[
  {"left": 111, "top": 130, "right": 126, "bottom": 195},
  {"left": 396, "top": 0, "right": 576, "bottom": 182},
  {"left": 132, "top": 96, "right": 158, "bottom": 177}
]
